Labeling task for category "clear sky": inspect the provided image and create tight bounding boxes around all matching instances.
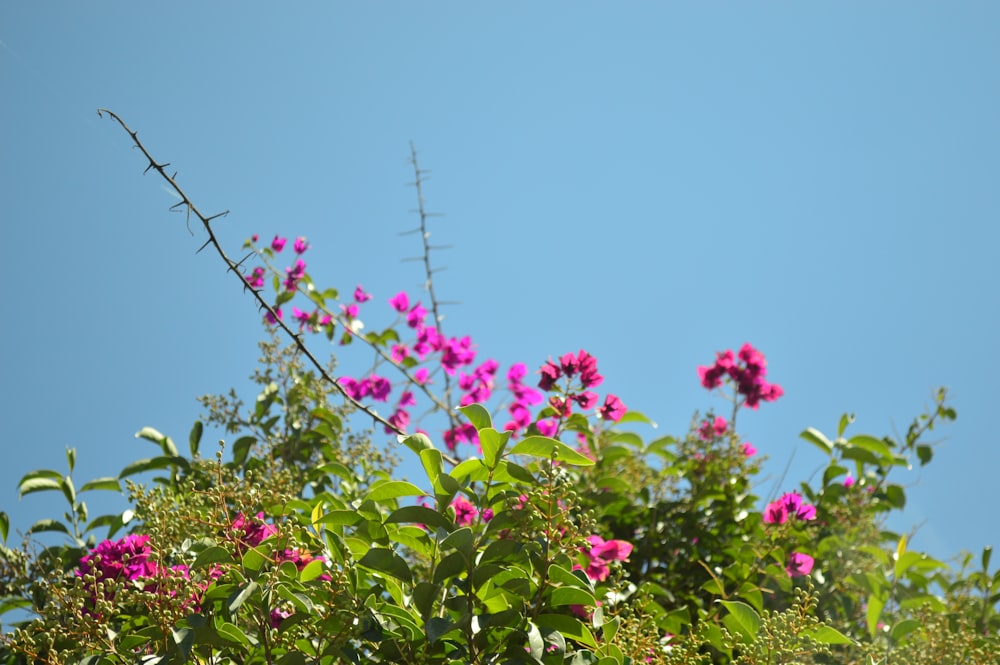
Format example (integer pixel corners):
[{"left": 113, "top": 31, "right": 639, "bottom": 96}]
[{"left": 2, "top": 3, "right": 998, "bottom": 567}]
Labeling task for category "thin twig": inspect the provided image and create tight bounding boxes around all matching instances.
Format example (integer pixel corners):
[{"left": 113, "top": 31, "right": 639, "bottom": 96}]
[{"left": 97, "top": 109, "right": 416, "bottom": 445}]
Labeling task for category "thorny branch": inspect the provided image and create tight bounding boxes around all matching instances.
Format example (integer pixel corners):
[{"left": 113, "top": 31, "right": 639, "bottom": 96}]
[{"left": 97, "top": 109, "right": 458, "bottom": 462}]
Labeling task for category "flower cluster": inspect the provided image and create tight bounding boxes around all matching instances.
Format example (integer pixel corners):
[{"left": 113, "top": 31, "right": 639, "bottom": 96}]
[
  {"left": 697, "top": 343, "right": 784, "bottom": 409},
  {"left": 698, "top": 415, "right": 728, "bottom": 440},
  {"left": 763, "top": 492, "right": 817, "bottom": 524},
  {"left": 534, "top": 351, "right": 626, "bottom": 431},
  {"left": 579, "top": 535, "right": 633, "bottom": 583},
  {"left": 229, "top": 511, "right": 278, "bottom": 551}
]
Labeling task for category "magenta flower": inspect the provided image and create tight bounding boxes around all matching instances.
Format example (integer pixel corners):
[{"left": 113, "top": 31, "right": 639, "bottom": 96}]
[
  {"left": 271, "top": 235, "right": 287, "bottom": 252},
  {"left": 387, "top": 408, "right": 409, "bottom": 432},
  {"left": 763, "top": 492, "right": 816, "bottom": 525},
  {"left": 742, "top": 442, "right": 758, "bottom": 457},
  {"left": 229, "top": 512, "right": 278, "bottom": 550},
  {"left": 407, "top": 302, "right": 428, "bottom": 328},
  {"left": 293, "top": 236, "right": 309, "bottom": 254},
  {"left": 244, "top": 266, "right": 266, "bottom": 289},
  {"left": 283, "top": 259, "right": 306, "bottom": 291},
  {"left": 451, "top": 495, "right": 479, "bottom": 526},
  {"left": 368, "top": 375, "right": 391, "bottom": 402},
  {"left": 391, "top": 344, "right": 410, "bottom": 363},
  {"left": 598, "top": 394, "right": 626, "bottom": 422},
  {"left": 413, "top": 367, "right": 431, "bottom": 385},
  {"left": 264, "top": 307, "right": 283, "bottom": 325},
  {"left": 536, "top": 418, "right": 558, "bottom": 437},
  {"left": 389, "top": 291, "right": 410, "bottom": 313},
  {"left": 786, "top": 552, "right": 815, "bottom": 577},
  {"left": 398, "top": 391, "right": 417, "bottom": 407},
  {"left": 580, "top": 535, "right": 632, "bottom": 582},
  {"left": 698, "top": 416, "right": 728, "bottom": 440},
  {"left": 251, "top": 233, "right": 259, "bottom": 243},
  {"left": 354, "top": 285, "right": 372, "bottom": 303},
  {"left": 537, "top": 360, "right": 562, "bottom": 391},
  {"left": 844, "top": 474, "right": 855, "bottom": 488},
  {"left": 572, "top": 391, "right": 599, "bottom": 410},
  {"left": 77, "top": 534, "right": 157, "bottom": 584}
]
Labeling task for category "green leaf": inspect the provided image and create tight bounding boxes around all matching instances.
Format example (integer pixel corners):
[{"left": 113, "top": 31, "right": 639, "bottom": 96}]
[
  {"left": 27, "top": 519, "right": 69, "bottom": 535},
  {"left": 18, "top": 477, "right": 61, "bottom": 498},
  {"left": 890, "top": 619, "right": 921, "bottom": 642},
  {"left": 866, "top": 593, "right": 885, "bottom": 639},
  {"left": 189, "top": 421, "right": 203, "bottom": 457},
  {"left": 316, "top": 510, "right": 364, "bottom": 527},
  {"left": 79, "top": 477, "right": 122, "bottom": 493},
  {"left": 192, "top": 546, "right": 235, "bottom": 569},
  {"left": 419, "top": 448, "right": 443, "bottom": 489},
  {"left": 800, "top": 428, "right": 833, "bottom": 456},
  {"left": 231, "top": 436, "right": 256, "bottom": 466},
  {"left": 365, "top": 481, "right": 426, "bottom": 502},
  {"left": 299, "top": 559, "right": 327, "bottom": 582},
  {"left": 718, "top": 600, "right": 760, "bottom": 643},
  {"left": 118, "top": 456, "right": 189, "bottom": 479},
  {"left": 509, "top": 436, "right": 595, "bottom": 466},
  {"left": 837, "top": 413, "right": 855, "bottom": 438},
  {"left": 616, "top": 410, "right": 655, "bottom": 426},
  {"left": 386, "top": 505, "right": 454, "bottom": 531},
  {"left": 228, "top": 581, "right": 259, "bottom": 613},
  {"left": 536, "top": 614, "right": 597, "bottom": 648},
  {"left": 0, "top": 512, "right": 7, "bottom": 543},
  {"left": 479, "top": 427, "right": 512, "bottom": 469},
  {"left": 61, "top": 476, "right": 76, "bottom": 505},
  {"left": 450, "top": 458, "right": 490, "bottom": 483},
  {"left": 359, "top": 548, "right": 412, "bottom": 584},
  {"left": 458, "top": 403, "right": 493, "bottom": 431},
  {"left": 66, "top": 447, "right": 76, "bottom": 473},
  {"left": 426, "top": 617, "right": 457, "bottom": 644},
  {"left": 135, "top": 427, "right": 179, "bottom": 456},
  {"left": 803, "top": 625, "right": 857, "bottom": 646},
  {"left": 215, "top": 620, "right": 250, "bottom": 645},
  {"left": 401, "top": 432, "right": 433, "bottom": 455},
  {"left": 550, "top": 587, "right": 597, "bottom": 607}
]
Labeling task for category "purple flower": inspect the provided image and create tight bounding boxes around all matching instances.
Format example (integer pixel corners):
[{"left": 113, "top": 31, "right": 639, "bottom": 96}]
[
  {"left": 293, "top": 237, "right": 309, "bottom": 254},
  {"left": 451, "top": 495, "right": 479, "bottom": 526},
  {"left": 786, "top": 552, "right": 815, "bottom": 577},
  {"left": 598, "top": 394, "right": 626, "bottom": 422},
  {"left": 407, "top": 302, "right": 428, "bottom": 328},
  {"left": 742, "top": 441, "right": 758, "bottom": 457},
  {"left": 271, "top": 236, "right": 287, "bottom": 252},
  {"left": 230, "top": 512, "right": 278, "bottom": 550},
  {"left": 264, "top": 307, "right": 283, "bottom": 325},
  {"left": 389, "top": 291, "right": 410, "bottom": 313}
]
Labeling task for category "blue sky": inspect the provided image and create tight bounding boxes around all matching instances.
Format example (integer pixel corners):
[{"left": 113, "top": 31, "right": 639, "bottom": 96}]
[{"left": 2, "top": 3, "right": 998, "bottom": 568}]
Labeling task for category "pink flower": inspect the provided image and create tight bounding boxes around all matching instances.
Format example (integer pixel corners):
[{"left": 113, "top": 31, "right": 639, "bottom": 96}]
[
  {"left": 572, "top": 391, "right": 599, "bottom": 410},
  {"left": 763, "top": 492, "right": 816, "bottom": 524},
  {"left": 786, "top": 552, "right": 814, "bottom": 577},
  {"left": 244, "top": 266, "right": 266, "bottom": 289},
  {"left": 391, "top": 344, "right": 410, "bottom": 363},
  {"left": 843, "top": 474, "right": 855, "bottom": 488},
  {"left": 271, "top": 235, "right": 287, "bottom": 252},
  {"left": 251, "top": 234, "right": 259, "bottom": 243},
  {"left": 598, "top": 394, "right": 626, "bottom": 422},
  {"left": 537, "top": 361, "right": 562, "bottom": 391},
  {"left": 398, "top": 391, "right": 417, "bottom": 407},
  {"left": 698, "top": 416, "right": 728, "bottom": 440},
  {"left": 264, "top": 307, "right": 283, "bottom": 325},
  {"left": 385, "top": 408, "right": 410, "bottom": 433},
  {"left": 451, "top": 495, "right": 479, "bottom": 526},
  {"left": 580, "top": 535, "right": 632, "bottom": 582},
  {"left": 389, "top": 291, "right": 410, "bottom": 313},
  {"left": 536, "top": 419, "right": 558, "bottom": 437},
  {"left": 368, "top": 375, "right": 391, "bottom": 402},
  {"left": 293, "top": 237, "right": 309, "bottom": 254},
  {"left": 229, "top": 512, "right": 278, "bottom": 550},
  {"left": 77, "top": 534, "right": 157, "bottom": 584},
  {"left": 413, "top": 367, "right": 431, "bottom": 385},
  {"left": 407, "top": 302, "right": 428, "bottom": 328},
  {"left": 742, "top": 442, "right": 757, "bottom": 456},
  {"left": 283, "top": 259, "right": 306, "bottom": 291},
  {"left": 354, "top": 285, "right": 372, "bottom": 303}
]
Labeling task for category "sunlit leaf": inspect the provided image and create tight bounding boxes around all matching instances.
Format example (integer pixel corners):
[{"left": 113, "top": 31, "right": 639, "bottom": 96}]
[{"left": 509, "top": 436, "right": 595, "bottom": 466}]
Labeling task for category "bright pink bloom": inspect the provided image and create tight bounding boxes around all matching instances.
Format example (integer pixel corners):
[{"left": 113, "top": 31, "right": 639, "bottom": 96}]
[
  {"left": 536, "top": 419, "right": 558, "bottom": 437},
  {"left": 537, "top": 361, "right": 562, "bottom": 391},
  {"left": 391, "top": 344, "right": 409, "bottom": 363},
  {"left": 407, "top": 302, "right": 427, "bottom": 328},
  {"left": 354, "top": 285, "right": 372, "bottom": 303},
  {"left": 389, "top": 291, "right": 410, "bottom": 313},
  {"left": 230, "top": 512, "right": 278, "bottom": 550},
  {"left": 742, "top": 442, "right": 757, "bottom": 457},
  {"left": 572, "top": 391, "right": 599, "bottom": 410},
  {"left": 264, "top": 307, "right": 283, "bottom": 325},
  {"left": 598, "top": 394, "right": 626, "bottom": 422},
  {"left": 698, "top": 416, "right": 728, "bottom": 440},
  {"left": 271, "top": 236, "right": 287, "bottom": 252},
  {"left": 340, "top": 303, "right": 359, "bottom": 319},
  {"left": 283, "top": 259, "right": 306, "bottom": 291},
  {"left": 413, "top": 367, "right": 430, "bottom": 385},
  {"left": 293, "top": 237, "right": 309, "bottom": 254},
  {"left": 763, "top": 492, "right": 816, "bottom": 524},
  {"left": 786, "top": 552, "right": 814, "bottom": 577},
  {"left": 451, "top": 495, "right": 479, "bottom": 526},
  {"left": 251, "top": 234, "right": 259, "bottom": 243},
  {"left": 368, "top": 375, "right": 391, "bottom": 402},
  {"left": 77, "top": 534, "right": 157, "bottom": 584},
  {"left": 398, "top": 391, "right": 417, "bottom": 407},
  {"left": 386, "top": 408, "right": 410, "bottom": 433},
  {"left": 244, "top": 266, "right": 266, "bottom": 289},
  {"left": 844, "top": 474, "right": 855, "bottom": 488}
]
